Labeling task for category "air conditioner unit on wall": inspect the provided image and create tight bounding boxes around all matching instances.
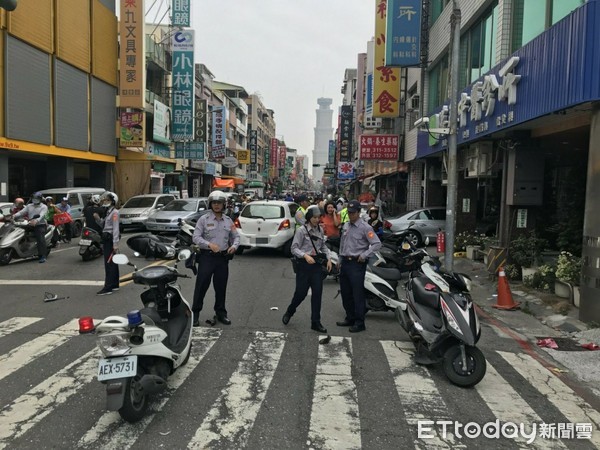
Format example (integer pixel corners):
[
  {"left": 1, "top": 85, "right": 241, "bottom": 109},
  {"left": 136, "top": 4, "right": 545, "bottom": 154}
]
[{"left": 466, "top": 141, "right": 494, "bottom": 178}]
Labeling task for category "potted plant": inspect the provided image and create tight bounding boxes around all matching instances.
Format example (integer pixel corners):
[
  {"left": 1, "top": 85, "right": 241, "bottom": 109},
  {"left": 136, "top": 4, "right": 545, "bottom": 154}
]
[
  {"left": 555, "top": 251, "right": 582, "bottom": 303},
  {"left": 509, "top": 232, "right": 548, "bottom": 279}
]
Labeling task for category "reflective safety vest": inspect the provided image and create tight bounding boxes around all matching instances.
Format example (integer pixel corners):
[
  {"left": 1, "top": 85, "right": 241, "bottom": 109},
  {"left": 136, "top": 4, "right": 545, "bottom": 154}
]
[{"left": 340, "top": 207, "right": 349, "bottom": 224}]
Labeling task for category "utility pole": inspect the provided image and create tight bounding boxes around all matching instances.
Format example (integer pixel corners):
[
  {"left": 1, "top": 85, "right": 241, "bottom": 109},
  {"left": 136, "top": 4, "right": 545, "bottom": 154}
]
[{"left": 444, "top": 1, "right": 461, "bottom": 271}]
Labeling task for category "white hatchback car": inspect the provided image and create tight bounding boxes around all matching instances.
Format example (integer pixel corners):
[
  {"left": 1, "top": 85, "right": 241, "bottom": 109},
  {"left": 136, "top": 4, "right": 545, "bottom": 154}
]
[{"left": 235, "top": 200, "right": 299, "bottom": 255}]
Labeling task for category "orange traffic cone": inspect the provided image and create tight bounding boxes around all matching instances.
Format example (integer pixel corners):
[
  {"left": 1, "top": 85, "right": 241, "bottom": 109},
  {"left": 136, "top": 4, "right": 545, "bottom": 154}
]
[{"left": 492, "top": 267, "right": 520, "bottom": 310}]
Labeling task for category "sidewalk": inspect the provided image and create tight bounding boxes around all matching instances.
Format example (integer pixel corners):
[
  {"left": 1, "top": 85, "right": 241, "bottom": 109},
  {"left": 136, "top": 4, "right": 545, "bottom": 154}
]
[{"left": 451, "top": 256, "right": 600, "bottom": 397}]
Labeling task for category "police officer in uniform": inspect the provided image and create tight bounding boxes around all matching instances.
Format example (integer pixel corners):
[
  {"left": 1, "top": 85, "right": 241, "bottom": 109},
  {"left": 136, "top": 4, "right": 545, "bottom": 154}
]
[
  {"left": 282, "top": 205, "right": 332, "bottom": 333},
  {"left": 336, "top": 200, "right": 381, "bottom": 332},
  {"left": 95, "top": 191, "right": 120, "bottom": 295},
  {"left": 192, "top": 190, "right": 240, "bottom": 326}
]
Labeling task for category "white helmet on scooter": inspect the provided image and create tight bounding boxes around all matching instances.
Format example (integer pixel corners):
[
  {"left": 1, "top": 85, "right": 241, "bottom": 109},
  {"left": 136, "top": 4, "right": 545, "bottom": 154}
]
[
  {"left": 91, "top": 194, "right": 101, "bottom": 205},
  {"left": 100, "top": 191, "right": 119, "bottom": 207}
]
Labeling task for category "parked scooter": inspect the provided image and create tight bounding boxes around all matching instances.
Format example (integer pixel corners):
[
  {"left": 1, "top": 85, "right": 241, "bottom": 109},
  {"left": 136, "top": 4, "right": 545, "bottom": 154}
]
[
  {"left": 175, "top": 217, "right": 195, "bottom": 248},
  {"left": 0, "top": 215, "right": 54, "bottom": 265},
  {"left": 396, "top": 246, "right": 487, "bottom": 387},
  {"left": 79, "top": 248, "right": 194, "bottom": 423},
  {"left": 78, "top": 227, "right": 103, "bottom": 261}
]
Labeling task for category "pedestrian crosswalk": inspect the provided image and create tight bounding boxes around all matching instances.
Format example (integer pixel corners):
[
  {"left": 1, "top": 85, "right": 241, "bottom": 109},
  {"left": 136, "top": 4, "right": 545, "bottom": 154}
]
[{"left": 0, "top": 317, "right": 599, "bottom": 449}]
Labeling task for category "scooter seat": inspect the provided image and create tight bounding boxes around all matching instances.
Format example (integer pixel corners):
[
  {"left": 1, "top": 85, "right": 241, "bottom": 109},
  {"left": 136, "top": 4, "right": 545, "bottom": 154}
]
[
  {"left": 371, "top": 265, "right": 403, "bottom": 281},
  {"left": 412, "top": 276, "right": 440, "bottom": 310}
]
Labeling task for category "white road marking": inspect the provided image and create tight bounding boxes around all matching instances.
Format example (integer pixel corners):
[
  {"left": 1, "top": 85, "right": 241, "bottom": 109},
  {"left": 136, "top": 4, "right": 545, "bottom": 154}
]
[
  {"left": 188, "top": 331, "right": 286, "bottom": 449},
  {"left": 308, "top": 335, "right": 361, "bottom": 450},
  {"left": 499, "top": 351, "right": 600, "bottom": 448},
  {"left": 76, "top": 328, "right": 222, "bottom": 450},
  {"left": 0, "top": 349, "right": 98, "bottom": 449},
  {"left": 0, "top": 280, "right": 103, "bottom": 286},
  {"left": 381, "top": 340, "right": 465, "bottom": 449},
  {"left": 0, "top": 319, "right": 79, "bottom": 382},
  {"left": 0, "top": 317, "right": 42, "bottom": 338},
  {"left": 476, "top": 359, "right": 567, "bottom": 449}
]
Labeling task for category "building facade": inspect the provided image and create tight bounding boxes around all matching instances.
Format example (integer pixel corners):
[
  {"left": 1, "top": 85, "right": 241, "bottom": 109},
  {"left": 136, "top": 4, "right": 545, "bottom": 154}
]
[{"left": 312, "top": 98, "right": 334, "bottom": 183}]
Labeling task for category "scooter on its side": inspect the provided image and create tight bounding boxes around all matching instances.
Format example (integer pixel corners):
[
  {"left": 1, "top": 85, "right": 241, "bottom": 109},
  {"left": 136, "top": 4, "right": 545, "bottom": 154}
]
[
  {"left": 79, "top": 248, "right": 194, "bottom": 423},
  {"left": 396, "top": 246, "right": 487, "bottom": 387},
  {"left": 0, "top": 215, "right": 54, "bottom": 265},
  {"left": 78, "top": 227, "right": 103, "bottom": 261}
]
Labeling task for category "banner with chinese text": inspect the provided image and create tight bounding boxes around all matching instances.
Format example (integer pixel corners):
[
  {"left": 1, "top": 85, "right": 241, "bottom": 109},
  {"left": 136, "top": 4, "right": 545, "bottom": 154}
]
[
  {"left": 171, "top": 30, "right": 195, "bottom": 141},
  {"left": 172, "top": 0, "right": 190, "bottom": 27},
  {"left": 359, "top": 134, "right": 399, "bottom": 160},
  {"left": 119, "top": 0, "right": 144, "bottom": 108},
  {"left": 211, "top": 106, "right": 226, "bottom": 158},
  {"left": 385, "top": 0, "right": 421, "bottom": 66},
  {"left": 373, "top": 0, "right": 400, "bottom": 117}
]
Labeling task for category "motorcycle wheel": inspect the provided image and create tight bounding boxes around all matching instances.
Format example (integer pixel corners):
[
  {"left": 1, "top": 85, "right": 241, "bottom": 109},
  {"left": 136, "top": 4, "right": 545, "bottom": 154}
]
[
  {"left": 0, "top": 248, "right": 13, "bottom": 265},
  {"left": 81, "top": 249, "right": 93, "bottom": 262},
  {"left": 442, "top": 345, "right": 486, "bottom": 388},
  {"left": 119, "top": 371, "right": 149, "bottom": 423}
]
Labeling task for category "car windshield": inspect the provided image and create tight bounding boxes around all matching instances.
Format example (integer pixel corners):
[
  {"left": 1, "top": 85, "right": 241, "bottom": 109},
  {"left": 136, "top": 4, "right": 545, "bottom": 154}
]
[
  {"left": 161, "top": 200, "right": 197, "bottom": 212},
  {"left": 123, "top": 197, "right": 156, "bottom": 208},
  {"left": 241, "top": 204, "right": 284, "bottom": 219},
  {"left": 42, "top": 194, "right": 67, "bottom": 204}
]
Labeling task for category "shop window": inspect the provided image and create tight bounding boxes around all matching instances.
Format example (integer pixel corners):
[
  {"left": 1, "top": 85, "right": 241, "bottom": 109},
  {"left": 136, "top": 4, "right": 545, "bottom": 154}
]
[
  {"left": 428, "top": 56, "right": 448, "bottom": 111},
  {"left": 431, "top": 0, "right": 450, "bottom": 25},
  {"left": 461, "top": 3, "right": 498, "bottom": 84}
]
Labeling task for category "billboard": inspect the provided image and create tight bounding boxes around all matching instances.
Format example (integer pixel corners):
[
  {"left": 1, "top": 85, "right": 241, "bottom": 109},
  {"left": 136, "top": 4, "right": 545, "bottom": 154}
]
[
  {"left": 171, "top": 30, "right": 195, "bottom": 141},
  {"left": 119, "top": 0, "right": 144, "bottom": 108}
]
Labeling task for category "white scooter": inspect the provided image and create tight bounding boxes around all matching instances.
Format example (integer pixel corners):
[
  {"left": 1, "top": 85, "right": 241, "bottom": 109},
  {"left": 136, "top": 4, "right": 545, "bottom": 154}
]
[
  {"left": 0, "top": 215, "right": 54, "bottom": 265},
  {"left": 79, "top": 248, "right": 194, "bottom": 423}
]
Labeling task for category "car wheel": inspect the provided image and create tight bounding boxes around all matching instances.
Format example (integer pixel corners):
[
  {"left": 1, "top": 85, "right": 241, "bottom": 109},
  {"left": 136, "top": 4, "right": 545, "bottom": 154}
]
[{"left": 405, "top": 230, "right": 422, "bottom": 247}]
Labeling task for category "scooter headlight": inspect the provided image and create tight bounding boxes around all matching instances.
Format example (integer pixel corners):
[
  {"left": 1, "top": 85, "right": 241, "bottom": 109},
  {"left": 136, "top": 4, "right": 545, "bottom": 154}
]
[
  {"left": 441, "top": 300, "right": 462, "bottom": 334},
  {"left": 457, "top": 274, "right": 472, "bottom": 292},
  {"left": 97, "top": 332, "right": 132, "bottom": 357}
]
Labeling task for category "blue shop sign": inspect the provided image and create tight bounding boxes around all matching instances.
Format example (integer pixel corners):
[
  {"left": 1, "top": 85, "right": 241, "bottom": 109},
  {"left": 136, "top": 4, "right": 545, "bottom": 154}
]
[{"left": 418, "top": 0, "right": 600, "bottom": 157}]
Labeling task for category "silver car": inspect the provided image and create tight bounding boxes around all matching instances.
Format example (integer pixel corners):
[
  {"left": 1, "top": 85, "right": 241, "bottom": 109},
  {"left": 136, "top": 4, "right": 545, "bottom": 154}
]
[
  {"left": 386, "top": 207, "right": 446, "bottom": 245},
  {"left": 119, "top": 194, "right": 175, "bottom": 231},
  {"left": 145, "top": 198, "right": 208, "bottom": 233}
]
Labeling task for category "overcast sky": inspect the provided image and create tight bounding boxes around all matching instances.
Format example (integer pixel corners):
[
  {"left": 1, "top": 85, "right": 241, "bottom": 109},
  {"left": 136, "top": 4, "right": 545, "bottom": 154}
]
[{"left": 155, "top": 1, "right": 375, "bottom": 165}]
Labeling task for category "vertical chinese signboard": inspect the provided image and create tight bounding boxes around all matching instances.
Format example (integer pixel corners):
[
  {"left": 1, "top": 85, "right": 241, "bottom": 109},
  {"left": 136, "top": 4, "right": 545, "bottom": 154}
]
[
  {"left": 385, "top": 0, "right": 421, "bottom": 67},
  {"left": 249, "top": 129, "right": 257, "bottom": 171},
  {"left": 172, "top": 0, "right": 190, "bottom": 27},
  {"left": 119, "top": 0, "right": 144, "bottom": 108},
  {"left": 195, "top": 99, "right": 207, "bottom": 144},
  {"left": 171, "top": 30, "right": 195, "bottom": 142},
  {"left": 328, "top": 139, "right": 336, "bottom": 165},
  {"left": 278, "top": 143, "right": 286, "bottom": 170},
  {"left": 374, "top": 0, "right": 400, "bottom": 117},
  {"left": 339, "top": 105, "right": 353, "bottom": 162},
  {"left": 270, "top": 138, "right": 279, "bottom": 177},
  {"left": 211, "top": 106, "right": 226, "bottom": 159}
]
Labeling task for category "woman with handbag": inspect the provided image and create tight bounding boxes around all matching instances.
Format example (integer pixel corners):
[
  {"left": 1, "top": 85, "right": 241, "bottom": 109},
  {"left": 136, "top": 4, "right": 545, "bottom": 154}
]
[{"left": 282, "top": 205, "right": 332, "bottom": 333}]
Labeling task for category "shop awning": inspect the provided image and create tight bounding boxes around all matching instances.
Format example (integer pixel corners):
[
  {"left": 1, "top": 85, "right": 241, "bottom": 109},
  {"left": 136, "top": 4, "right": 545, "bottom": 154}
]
[
  {"left": 363, "top": 173, "right": 381, "bottom": 187},
  {"left": 212, "top": 178, "right": 235, "bottom": 189}
]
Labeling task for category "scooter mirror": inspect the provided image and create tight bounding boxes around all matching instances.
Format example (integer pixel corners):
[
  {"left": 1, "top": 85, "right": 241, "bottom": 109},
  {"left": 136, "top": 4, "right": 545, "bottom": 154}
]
[
  {"left": 112, "top": 254, "right": 129, "bottom": 265},
  {"left": 178, "top": 249, "right": 192, "bottom": 260}
]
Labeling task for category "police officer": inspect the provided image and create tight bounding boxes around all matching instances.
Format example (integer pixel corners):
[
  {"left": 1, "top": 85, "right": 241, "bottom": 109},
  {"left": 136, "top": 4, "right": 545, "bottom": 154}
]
[
  {"left": 192, "top": 190, "right": 240, "bottom": 326},
  {"left": 336, "top": 200, "right": 381, "bottom": 332},
  {"left": 95, "top": 191, "right": 120, "bottom": 295},
  {"left": 294, "top": 194, "right": 311, "bottom": 228},
  {"left": 282, "top": 205, "right": 332, "bottom": 333}
]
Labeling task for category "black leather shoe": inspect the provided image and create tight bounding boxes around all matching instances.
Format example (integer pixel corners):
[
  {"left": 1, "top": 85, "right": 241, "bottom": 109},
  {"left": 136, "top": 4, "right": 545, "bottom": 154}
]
[
  {"left": 311, "top": 323, "right": 327, "bottom": 333},
  {"left": 349, "top": 324, "right": 366, "bottom": 333},
  {"left": 193, "top": 320, "right": 200, "bottom": 327},
  {"left": 336, "top": 320, "right": 353, "bottom": 327},
  {"left": 282, "top": 313, "right": 291, "bottom": 325},
  {"left": 217, "top": 315, "right": 231, "bottom": 325}
]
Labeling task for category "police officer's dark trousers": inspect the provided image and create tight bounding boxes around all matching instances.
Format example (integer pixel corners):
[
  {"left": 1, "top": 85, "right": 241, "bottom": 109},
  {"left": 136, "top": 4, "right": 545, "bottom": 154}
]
[
  {"left": 102, "top": 237, "right": 119, "bottom": 290},
  {"left": 286, "top": 260, "right": 324, "bottom": 324},
  {"left": 193, "top": 252, "right": 229, "bottom": 317},
  {"left": 339, "top": 259, "right": 367, "bottom": 326}
]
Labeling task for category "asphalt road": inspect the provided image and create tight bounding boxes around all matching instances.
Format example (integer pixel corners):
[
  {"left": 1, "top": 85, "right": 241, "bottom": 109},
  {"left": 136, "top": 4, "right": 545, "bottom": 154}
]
[{"left": 0, "top": 234, "right": 598, "bottom": 449}]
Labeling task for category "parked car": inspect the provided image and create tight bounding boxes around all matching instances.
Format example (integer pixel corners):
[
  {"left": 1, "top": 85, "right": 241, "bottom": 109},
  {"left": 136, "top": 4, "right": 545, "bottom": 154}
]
[
  {"left": 119, "top": 194, "right": 175, "bottom": 231},
  {"left": 234, "top": 200, "right": 299, "bottom": 256},
  {"left": 40, "top": 187, "right": 106, "bottom": 237},
  {"left": 386, "top": 206, "right": 446, "bottom": 246},
  {"left": 145, "top": 197, "right": 208, "bottom": 233}
]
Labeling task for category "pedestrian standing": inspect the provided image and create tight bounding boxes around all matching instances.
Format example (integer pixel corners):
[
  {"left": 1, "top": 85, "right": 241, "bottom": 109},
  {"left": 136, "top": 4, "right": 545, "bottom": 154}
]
[
  {"left": 336, "top": 200, "right": 381, "bottom": 332},
  {"left": 191, "top": 190, "right": 240, "bottom": 326},
  {"left": 282, "top": 205, "right": 331, "bottom": 333},
  {"left": 95, "top": 191, "right": 120, "bottom": 296}
]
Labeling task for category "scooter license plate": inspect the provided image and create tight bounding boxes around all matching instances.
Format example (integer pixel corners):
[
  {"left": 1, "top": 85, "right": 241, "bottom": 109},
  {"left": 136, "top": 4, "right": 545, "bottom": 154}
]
[
  {"left": 97, "top": 355, "right": 137, "bottom": 381},
  {"left": 79, "top": 239, "right": 92, "bottom": 246}
]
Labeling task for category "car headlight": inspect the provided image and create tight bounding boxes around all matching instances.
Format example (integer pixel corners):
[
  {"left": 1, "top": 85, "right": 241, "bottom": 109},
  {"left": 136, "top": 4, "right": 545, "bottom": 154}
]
[{"left": 97, "top": 332, "right": 132, "bottom": 357}]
